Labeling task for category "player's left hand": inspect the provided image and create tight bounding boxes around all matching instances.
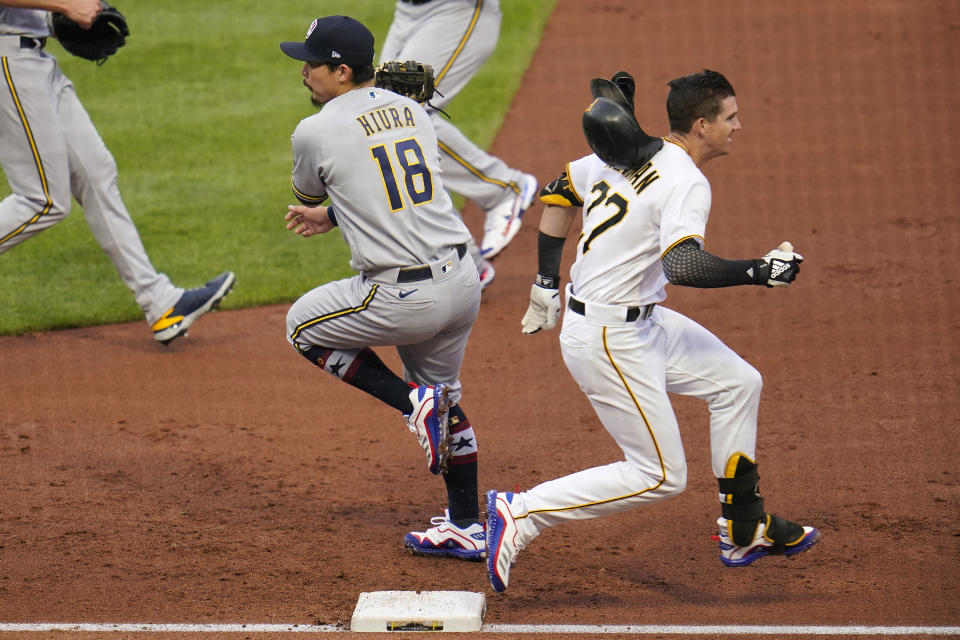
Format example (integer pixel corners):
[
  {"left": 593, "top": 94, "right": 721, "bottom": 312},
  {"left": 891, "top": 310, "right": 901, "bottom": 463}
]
[
  {"left": 521, "top": 281, "right": 561, "bottom": 334},
  {"left": 755, "top": 241, "right": 803, "bottom": 287},
  {"left": 286, "top": 204, "right": 334, "bottom": 237}
]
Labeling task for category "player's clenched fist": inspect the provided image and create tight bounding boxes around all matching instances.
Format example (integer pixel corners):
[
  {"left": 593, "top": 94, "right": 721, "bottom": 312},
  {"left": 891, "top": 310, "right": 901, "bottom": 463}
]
[
  {"left": 753, "top": 241, "right": 803, "bottom": 287},
  {"left": 521, "top": 281, "right": 561, "bottom": 334},
  {"left": 64, "top": 0, "right": 103, "bottom": 29}
]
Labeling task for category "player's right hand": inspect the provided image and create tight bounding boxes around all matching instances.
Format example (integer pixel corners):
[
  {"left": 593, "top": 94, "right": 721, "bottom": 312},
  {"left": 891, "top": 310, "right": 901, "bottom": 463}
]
[
  {"left": 521, "top": 283, "right": 561, "bottom": 334},
  {"left": 65, "top": 0, "right": 103, "bottom": 29},
  {"left": 286, "top": 204, "right": 334, "bottom": 237}
]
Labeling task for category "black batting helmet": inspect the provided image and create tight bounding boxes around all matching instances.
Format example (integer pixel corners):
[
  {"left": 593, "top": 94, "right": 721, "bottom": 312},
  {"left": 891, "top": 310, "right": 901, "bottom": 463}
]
[{"left": 582, "top": 79, "right": 663, "bottom": 170}]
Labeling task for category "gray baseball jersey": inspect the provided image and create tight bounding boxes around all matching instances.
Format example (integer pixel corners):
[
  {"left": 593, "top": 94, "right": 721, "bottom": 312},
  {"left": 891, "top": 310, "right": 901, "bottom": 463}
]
[
  {"left": 291, "top": 86, "right": 471, "bottom": 272},
  {"left": 380, "top": 0, "right": 527, "bottom": 213},
  {"left": 285, "top": 85, "right": 481, "bottom": 401},
  {"left": 0, "top": 8, "right": 181, "bottom": 324},
  {"left": 0, "top": 7, "right": 47, "bottom": 35}
]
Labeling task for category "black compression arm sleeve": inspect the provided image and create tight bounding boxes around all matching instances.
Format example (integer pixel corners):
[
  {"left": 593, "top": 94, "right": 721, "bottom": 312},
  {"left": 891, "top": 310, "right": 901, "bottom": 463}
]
[
  {"left": 662, "top": 239, "right": 759, "bottom": 288},
  {"left": 538, "top": 232, "right": 565, "bottom": 279}
]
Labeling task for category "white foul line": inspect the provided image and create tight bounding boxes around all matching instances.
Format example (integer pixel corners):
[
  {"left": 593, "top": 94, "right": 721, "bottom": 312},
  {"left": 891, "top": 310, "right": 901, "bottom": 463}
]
[
  {"left": 485, "top": 624, "right": 960, "bottom": 635},
  {"left": 1, "top": 623, "right": 959, "bottom": 635},
  {"left": 0, "top": 624, "right": 341, "bottom": 633}
]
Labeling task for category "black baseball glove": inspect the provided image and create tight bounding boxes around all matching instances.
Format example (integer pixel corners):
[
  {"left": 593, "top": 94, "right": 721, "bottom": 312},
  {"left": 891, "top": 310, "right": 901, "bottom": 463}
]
[
  {"left": 374, "top": 60, "right": 436, "bottom": 104},
  {"left": 52, "top": 1, "right": 129, "bottom": 65}
]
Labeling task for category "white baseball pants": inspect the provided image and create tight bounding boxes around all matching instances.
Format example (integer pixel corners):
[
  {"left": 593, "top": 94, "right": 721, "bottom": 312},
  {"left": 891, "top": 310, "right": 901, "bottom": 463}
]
[{"left": 513, "top": 297, "right": 762, "bottom": 542}]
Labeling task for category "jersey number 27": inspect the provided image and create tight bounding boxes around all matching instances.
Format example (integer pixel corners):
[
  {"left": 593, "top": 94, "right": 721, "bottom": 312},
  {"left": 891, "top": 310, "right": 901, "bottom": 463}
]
[{"left": 582, "top": 181, "right": 628, "bottom": 254}]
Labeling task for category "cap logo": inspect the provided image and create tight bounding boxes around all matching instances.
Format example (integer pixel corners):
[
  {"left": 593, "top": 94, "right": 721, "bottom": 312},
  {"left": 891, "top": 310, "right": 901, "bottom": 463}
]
[
  {"left": 331, "top": 50, "right": 341, "bottom": 59},
  {"left": 305, "top": 19, "right": 317, "bottom": 38}
]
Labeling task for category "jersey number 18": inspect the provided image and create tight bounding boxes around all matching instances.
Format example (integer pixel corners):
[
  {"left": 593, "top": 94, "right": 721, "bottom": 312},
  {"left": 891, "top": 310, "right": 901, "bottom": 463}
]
[{"left": 371, "top": 138, "right": 433, "bottom": 211}]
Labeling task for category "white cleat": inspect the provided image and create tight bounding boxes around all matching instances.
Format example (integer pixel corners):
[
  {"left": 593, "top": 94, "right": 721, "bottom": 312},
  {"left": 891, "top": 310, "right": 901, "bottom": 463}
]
[{"left": 480, "top": 174, "right": 538, "bottom": 259}]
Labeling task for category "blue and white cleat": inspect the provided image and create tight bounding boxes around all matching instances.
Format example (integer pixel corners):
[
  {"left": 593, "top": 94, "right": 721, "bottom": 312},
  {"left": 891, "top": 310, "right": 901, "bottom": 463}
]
[
  {"left": 480, "top": 174, "right": 538, "bottom": 259},
  {"left": 478, "top": 261, "right": 496, "bottom": 291},
  {"left": 485, "top": 490, "right": 526, "bottom": 592},
  {"left": 404, "top": 509, "right": 486, "bottom": 561},
  {"left": 405, "top": 384, "right": 451, "bottom": 475},
  {"left": 716, "top": 514, "right": 821, "bottom": 567}
]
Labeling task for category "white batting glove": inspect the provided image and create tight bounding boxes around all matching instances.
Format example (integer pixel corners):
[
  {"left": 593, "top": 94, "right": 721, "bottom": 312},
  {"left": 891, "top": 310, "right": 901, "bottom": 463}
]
[
  {"left": 756, "top": 241, "right": 804, "bottom": 287},
  {"left": 521, "top": 279, "right": 561, "bottom": 334}
]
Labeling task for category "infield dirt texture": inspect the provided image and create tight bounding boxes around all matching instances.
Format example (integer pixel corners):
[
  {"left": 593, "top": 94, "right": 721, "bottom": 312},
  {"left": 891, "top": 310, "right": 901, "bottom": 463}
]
[{"left": 1, "top": 1, "right": 957, "bottom": 638}]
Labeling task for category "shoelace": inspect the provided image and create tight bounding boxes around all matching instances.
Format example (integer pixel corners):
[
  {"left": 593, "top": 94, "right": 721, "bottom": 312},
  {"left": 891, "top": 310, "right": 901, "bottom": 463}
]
[{"left": 429, "top": 508, "right": 453, "bottom": 527}]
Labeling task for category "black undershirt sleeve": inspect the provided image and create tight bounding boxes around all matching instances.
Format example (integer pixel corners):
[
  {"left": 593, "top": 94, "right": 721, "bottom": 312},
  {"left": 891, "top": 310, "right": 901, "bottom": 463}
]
[
  {"left": 662, "top": 239, "right": 759, "bottom": 288},
  {"left": 537, "top": 232, "right": 565, "bottom": 281}
]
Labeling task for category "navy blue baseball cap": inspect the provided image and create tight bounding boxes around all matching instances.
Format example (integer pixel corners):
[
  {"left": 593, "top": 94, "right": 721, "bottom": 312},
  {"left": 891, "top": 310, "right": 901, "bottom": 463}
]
[{"left": 281, "top": 15, "right": 375, "bottom": 66}]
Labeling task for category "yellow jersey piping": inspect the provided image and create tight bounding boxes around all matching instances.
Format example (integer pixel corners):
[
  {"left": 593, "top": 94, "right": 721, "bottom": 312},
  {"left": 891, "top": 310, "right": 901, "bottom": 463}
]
[
  {"left": 564, "top": 161, "right": 583, "bottom": 206},
  {"left": 663, "top": 136, "right": 688, "bottom": 153},
  {"left": 291, "top": 179, "right": 326, "bottom": 204},
  {"left": 661, "top": 234, "right": 704, "bottom": 259}
]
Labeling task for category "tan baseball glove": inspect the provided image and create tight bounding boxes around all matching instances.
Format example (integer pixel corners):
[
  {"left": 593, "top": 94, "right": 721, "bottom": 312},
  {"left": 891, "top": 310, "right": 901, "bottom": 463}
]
[{"left": 374, "top": 60, "right": 436, "bottom": 104}]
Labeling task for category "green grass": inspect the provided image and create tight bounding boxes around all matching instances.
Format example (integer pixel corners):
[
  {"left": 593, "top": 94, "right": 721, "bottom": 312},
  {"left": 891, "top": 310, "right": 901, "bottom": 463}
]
[{"left": 0, "top": 0, "right": 556, "bottom": 335}]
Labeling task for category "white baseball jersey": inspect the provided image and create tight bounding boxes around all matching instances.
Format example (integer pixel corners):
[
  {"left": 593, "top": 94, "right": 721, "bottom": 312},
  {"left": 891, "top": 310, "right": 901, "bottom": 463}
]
[
  {"left": 565, "top": 143, "right": 710, "bottom": 307},
  {"left": 504, "top": 140, "right": 764, "bottom": 546},
  {"left": 291, "top": 86, "right": 471, "bottom": 273}
]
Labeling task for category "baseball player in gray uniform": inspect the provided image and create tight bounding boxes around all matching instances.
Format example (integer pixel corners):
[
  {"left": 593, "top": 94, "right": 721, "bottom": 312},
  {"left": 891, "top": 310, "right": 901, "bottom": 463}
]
[
  {"left": 0, "top": 0, "right": 234, "bottom": 344},
  {"left": 485, "top": 70, "right": 819, "bottom": 592},
  {"left": 281, "top": 15, "right": 487, "bottom": 561},
  {"left": 380, "top": 0, "right": 539, "bottom": 286}
]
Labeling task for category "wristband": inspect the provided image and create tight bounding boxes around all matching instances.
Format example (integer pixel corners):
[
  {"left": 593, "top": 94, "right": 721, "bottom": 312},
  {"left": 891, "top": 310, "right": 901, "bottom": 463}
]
[{"left": 535, "top": 273, "right": 559, "bottom": 289}]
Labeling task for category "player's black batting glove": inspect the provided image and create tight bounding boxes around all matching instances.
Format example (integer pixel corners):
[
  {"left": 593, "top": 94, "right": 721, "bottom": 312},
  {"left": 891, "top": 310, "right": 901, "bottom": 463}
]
[
  {"left": 521, "top": 274, "right": 561, "bottom": 334},
  {"left": 752, "top": 241, "right": 803, "bottom": 287}
]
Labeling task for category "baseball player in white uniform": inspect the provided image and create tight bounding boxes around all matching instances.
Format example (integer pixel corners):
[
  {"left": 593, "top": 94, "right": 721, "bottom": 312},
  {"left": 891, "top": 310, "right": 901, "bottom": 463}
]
[
  {"left": 485, "top": 69, "right": 820, "bottom": 592},
  {"left": 380, "top": 0, "right": 539, "bottom": 287},
  {"left": 0, "top": 1, "right": 234, "bottom": 344},
  {"left": 281, "top": 15, "right": 487, "bottom": 561}
]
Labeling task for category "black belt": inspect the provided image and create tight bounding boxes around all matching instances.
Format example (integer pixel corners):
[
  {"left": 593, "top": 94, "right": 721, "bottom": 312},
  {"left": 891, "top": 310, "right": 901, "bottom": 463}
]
[
  {"left": 397, "top": 244, "right": 466, "bottom": 283},
  {"left": 568, "top": 297, "right": 656, "bottom": 321},
  {"left": 20, "top": 37, "right": 46, "bottom": 50},
  {"left": 400, "top": 0, "right": 434, "bottom": 4}
]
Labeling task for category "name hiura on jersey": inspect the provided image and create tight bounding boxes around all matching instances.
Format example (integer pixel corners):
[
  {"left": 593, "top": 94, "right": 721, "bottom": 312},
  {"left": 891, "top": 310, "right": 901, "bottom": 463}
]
[{"left": 354, "top": 102, "right": 420, "bottom": 138}]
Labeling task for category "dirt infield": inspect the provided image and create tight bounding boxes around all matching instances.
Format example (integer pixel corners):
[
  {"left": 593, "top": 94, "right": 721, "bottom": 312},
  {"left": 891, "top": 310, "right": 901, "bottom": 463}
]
[{"left": 1, "top": 0, "right": 957, "bottom": 637}]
